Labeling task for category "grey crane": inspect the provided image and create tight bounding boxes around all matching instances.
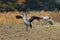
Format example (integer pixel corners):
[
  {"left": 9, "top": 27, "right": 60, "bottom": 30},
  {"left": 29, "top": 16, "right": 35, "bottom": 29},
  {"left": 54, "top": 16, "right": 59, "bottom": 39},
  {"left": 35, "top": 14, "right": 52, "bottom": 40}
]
[
  {"left": 40, "top": 16, "right": 53, "bottom": 25},
  {"left": 16, "top": 13, "right": 41, "bottom": 32}
]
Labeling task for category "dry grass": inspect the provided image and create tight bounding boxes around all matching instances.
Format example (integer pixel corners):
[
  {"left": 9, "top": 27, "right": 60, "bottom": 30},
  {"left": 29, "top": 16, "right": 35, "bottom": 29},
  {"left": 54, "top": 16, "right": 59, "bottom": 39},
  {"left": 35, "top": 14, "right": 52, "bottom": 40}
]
[
  {"left": 0, "top": 21, "right": 60, "bottom": 40},
  {"left": 0, "top": 11, "right": 60, "bottom": 40},
  {"left": 0, "top": 11, "right": 60, "bottom": 24}
]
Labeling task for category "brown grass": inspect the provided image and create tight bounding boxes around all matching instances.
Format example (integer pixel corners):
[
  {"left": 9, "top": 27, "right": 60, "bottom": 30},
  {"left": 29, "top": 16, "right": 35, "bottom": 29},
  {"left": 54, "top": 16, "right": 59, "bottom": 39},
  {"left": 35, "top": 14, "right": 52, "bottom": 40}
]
[
  {"left": 0, "top": 11, "right": 60, "bottom": 40},
  {"left": 0, "top": 11, "right": 60, "bottom": 24},
  {"left": 0, "top": 21, "right": 60, "bottom": 40}
]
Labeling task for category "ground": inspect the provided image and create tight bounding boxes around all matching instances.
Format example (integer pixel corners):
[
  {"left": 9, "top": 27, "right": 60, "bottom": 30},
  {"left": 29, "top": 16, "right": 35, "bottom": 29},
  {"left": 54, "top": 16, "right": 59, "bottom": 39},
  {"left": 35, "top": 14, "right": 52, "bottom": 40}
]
[{"left": 0, "top": 21, "right": 60, "bottom": 40}]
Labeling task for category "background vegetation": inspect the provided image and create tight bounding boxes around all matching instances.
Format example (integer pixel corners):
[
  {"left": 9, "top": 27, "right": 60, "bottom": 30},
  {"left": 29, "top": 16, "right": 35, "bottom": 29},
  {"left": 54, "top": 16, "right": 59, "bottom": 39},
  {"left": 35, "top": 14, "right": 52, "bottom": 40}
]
[{"left": 0, "top": 0, "right": 60, "bottom": 12}]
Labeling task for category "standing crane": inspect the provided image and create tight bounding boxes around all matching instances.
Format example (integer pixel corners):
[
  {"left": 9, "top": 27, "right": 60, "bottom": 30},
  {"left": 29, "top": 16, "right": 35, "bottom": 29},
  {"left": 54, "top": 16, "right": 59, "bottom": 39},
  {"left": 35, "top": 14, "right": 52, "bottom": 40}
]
[
  {"left": 40, "top": 16, "right": 53, "bottom": 25},
  {"left": 16, "top": 13, "right": 41, "bottom": 32}
]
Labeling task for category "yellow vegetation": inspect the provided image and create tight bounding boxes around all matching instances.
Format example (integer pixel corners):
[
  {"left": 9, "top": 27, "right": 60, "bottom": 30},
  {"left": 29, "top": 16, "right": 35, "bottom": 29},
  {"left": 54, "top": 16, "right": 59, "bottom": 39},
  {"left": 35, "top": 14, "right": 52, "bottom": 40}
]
[{"left": 0, "top": 11, "right": 60, "bottom": 24}]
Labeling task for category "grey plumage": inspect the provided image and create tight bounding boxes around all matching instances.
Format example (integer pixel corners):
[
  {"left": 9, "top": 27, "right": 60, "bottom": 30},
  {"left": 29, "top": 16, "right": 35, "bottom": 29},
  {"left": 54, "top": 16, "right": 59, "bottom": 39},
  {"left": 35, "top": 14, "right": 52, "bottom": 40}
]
[
  {"left": 40, "top": 16, "right": 53, "bottom": 25},
  {"left": 16, "top": 15, "right": 40, "bottom": 32}
]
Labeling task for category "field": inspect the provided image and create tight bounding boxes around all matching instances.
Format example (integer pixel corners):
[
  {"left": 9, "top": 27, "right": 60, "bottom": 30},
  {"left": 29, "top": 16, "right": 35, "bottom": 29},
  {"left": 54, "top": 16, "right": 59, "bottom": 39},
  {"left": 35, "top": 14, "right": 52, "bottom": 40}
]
[
  {"left": 0, "top": 11, "right": 60, "bottom": 40},
  {"left": 0, "top": 21, "right": 60, "bottom": 40}
]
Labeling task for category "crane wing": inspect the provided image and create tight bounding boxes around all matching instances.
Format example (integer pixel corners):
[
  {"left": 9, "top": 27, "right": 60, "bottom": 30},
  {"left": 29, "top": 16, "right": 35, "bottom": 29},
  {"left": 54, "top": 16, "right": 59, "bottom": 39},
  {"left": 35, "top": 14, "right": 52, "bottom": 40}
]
[
  {"left": 16, "top": 15, "right": 23, "bottom": 19},
  {"left": 29, "top": 16, "right": 41, "bottom": 23}
]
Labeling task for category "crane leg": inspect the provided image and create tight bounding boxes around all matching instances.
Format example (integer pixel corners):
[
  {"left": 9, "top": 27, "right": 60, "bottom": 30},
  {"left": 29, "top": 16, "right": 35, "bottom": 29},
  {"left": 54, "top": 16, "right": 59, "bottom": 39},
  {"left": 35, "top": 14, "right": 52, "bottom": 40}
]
[{"left": 26, "top": 26, "right": 28, "bottom": 32}]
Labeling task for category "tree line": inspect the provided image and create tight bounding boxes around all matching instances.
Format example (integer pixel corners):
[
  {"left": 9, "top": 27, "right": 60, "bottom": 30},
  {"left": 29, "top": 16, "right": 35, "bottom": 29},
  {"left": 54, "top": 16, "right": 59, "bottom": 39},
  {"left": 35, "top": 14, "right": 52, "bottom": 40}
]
[{"left": 0, "top": 0, "right": 60, "bottom": 12}]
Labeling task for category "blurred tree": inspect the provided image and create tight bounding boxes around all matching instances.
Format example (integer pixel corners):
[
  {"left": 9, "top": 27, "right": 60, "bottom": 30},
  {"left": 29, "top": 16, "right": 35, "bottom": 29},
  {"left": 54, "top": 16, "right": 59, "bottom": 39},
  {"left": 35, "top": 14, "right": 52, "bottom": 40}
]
[
  {"left": 0, "top": 0, "right": 17, "bottom": 12},
  {"left": 41, "top": 0, "right": 56, "bottom": 11},
  {"left": 55, "top": 0, "right": 60, "bottom": 13},
  {"left": 15, "top": 0, "right": 41, "bottom": 12},
  {"left": 0, "top": 0, "right": 60, "bottom": 12}
]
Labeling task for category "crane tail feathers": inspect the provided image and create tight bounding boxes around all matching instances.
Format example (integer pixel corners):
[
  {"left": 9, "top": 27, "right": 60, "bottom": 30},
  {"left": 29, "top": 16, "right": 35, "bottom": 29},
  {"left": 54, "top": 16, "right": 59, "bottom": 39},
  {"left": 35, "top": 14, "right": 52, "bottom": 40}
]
[{"left": 48, "top": 21, "right": 53, "bottom": 25}]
